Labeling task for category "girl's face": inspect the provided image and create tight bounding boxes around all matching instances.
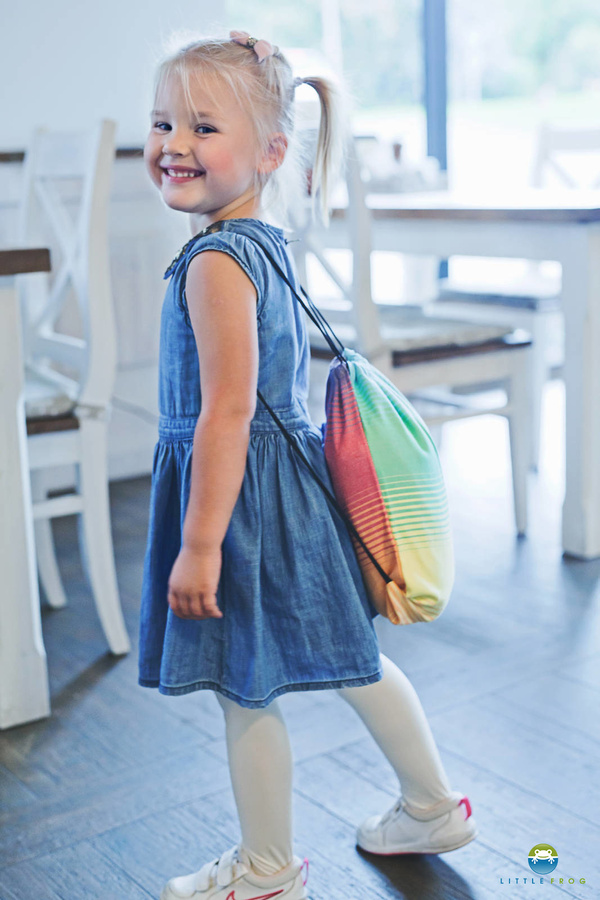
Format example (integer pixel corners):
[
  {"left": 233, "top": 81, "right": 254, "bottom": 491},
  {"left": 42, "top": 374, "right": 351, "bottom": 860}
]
[{"left": 144, "top": 72, "right": 266, "bottom": 221}]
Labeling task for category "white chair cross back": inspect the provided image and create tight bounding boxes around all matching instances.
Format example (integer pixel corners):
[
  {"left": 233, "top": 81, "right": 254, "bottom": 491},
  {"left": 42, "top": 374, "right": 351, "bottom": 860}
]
[
  {"left": 18, "top": 118, "right": 130, "bottom": 656},
  {"left": 292, "top": 135, "right": 533, "bottom": 536}
]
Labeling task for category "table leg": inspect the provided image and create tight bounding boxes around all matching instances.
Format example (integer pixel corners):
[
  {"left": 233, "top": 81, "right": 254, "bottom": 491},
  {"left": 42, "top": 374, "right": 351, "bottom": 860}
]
[
  {"left": 0, "top": 280, "right": 50, "bottom": 728},
  {"left": 560, "top": 224, "right": 600, "bottom": 559}
]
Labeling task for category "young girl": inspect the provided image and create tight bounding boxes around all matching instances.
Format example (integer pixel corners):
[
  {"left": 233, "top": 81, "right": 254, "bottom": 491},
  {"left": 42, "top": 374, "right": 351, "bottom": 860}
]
[{"left": 138, "top": 29, "right": 479, "bottom": 900}]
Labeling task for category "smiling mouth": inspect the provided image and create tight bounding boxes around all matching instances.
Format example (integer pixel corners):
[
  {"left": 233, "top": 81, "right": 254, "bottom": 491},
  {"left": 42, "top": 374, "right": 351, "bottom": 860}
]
[{"left": 162, "top": 167, "right": 205, "bottom": 181}]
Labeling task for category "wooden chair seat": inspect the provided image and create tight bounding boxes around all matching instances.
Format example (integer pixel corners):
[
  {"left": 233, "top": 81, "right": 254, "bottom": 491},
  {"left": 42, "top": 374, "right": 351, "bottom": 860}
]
[
  {"left": 308, "top": 304, "right": 528, "bottom": 363},
  {"left": 390, "top": 330, "right": 532, "bottom": 366},
  {"left": 26, "top": 413, "right": 79, "bottom": 436},
  {"left": 310, "top": 327, "right": 532, "bottom": 365}
]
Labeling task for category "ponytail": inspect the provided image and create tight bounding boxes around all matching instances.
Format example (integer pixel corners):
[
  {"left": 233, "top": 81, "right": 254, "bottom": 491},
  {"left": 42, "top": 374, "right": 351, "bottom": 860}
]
[{"left": 298, "top": 75, "right": 352, "bottom": 227}]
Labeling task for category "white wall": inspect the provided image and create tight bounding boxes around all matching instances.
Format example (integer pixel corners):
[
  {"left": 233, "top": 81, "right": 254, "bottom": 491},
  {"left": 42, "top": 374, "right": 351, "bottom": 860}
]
[{"left": 1, "top": 0, "right": 233, "bottom": 151}]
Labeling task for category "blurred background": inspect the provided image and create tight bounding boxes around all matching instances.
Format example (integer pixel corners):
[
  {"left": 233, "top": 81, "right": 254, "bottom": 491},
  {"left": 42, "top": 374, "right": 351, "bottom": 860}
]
[
  {"left": 3, "top": 0, "right": 600, "bottom": 479},
  {"left": 4, "top": 0, "right": 600, "bottom": 178}
]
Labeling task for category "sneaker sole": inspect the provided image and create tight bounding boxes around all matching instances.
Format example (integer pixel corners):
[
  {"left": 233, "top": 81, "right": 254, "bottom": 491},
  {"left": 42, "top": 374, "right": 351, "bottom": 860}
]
[
  {"left": 357, "top": 820, "right": 479, "bottom": 856},
  {"left": 160, "top": 876, "right": 309, "bottom": 899},
  {"left": 160, "top": 887, "right": 310, "bottom": 900}
]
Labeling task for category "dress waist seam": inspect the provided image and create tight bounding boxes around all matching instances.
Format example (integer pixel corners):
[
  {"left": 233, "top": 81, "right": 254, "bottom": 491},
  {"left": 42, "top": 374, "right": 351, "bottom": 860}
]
[{"left": 158, "top": 405, "right": 317, "bottom": 440}]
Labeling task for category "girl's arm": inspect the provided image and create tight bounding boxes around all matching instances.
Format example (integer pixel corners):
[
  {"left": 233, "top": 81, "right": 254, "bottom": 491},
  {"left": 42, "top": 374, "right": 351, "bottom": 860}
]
[
  {"left": 183, "top": 249, "right": 258, "bottom": 551},
  {"left": 167, "top": 248, "right": 258, "bottom": 620}
]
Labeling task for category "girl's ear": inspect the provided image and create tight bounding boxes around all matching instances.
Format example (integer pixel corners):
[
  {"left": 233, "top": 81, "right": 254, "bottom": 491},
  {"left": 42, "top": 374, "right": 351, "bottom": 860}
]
[{"left": 257, "top": 133, "right": 288, "bottom": 174}]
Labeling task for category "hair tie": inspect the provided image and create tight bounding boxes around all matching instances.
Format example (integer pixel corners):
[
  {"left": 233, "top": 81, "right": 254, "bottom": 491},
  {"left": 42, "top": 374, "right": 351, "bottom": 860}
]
[
  {"left": 230, "top": 30, "right": 277, "bottom": 63},
  {"left": 293, "top": 76, "right": 303, "bottom": 88}
]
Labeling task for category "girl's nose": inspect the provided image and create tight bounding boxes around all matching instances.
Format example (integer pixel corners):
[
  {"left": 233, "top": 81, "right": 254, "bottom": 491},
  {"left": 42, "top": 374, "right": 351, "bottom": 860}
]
[{"left": 162, "top": 131, "right": 189, "bottom": 156}]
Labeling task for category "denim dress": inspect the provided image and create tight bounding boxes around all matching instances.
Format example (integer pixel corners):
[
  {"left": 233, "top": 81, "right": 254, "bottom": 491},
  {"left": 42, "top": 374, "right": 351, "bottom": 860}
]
[{"left": 137, "top": 217, "right": 383, "bottom": 707}]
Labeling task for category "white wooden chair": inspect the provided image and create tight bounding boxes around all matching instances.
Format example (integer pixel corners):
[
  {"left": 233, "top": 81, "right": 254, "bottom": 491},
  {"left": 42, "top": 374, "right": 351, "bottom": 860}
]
[
  {"left": 17, "top": 119, "right": 130, "bottom": 655},
  {"left": 291, "top": 136, "right": 533, "bottom": 536},
  {"left": 430, "top": 123, "right": 600, "bottom": 470}
]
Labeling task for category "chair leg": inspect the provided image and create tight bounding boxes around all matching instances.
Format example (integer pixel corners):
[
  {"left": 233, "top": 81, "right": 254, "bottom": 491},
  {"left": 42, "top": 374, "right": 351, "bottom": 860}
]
[
  {"left": 527, "top": 315, "right": 554, "bottom": 472},
  {"left": 76, "top": 416, "right": 131, "bottom": 655},
  {"left": 506, "top": 353, "right": 531, "bottom": 536},
  {"left": 30, "top": 469, "right": 68, "bottom": 609}
]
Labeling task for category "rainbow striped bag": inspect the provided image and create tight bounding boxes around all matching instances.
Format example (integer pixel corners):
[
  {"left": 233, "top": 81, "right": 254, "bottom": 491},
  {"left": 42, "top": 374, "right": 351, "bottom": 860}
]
[
  {"left": 215, "top": 223, "right": 454, "bottom": 625},
  {"left": 319, "top": 348, "right": 454, "bottom": 624}
]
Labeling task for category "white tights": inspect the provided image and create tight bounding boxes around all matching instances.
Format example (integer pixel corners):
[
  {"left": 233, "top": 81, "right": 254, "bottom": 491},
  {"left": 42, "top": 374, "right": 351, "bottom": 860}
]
[{"left": 214, "top": 652, "right": 454, "bottom": 877}]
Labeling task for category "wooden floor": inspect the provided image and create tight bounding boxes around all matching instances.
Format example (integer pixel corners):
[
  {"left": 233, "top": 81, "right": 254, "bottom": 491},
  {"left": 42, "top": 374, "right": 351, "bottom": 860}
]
[{"left": 1, "top": 379, "right": 599, "bottom": 899}]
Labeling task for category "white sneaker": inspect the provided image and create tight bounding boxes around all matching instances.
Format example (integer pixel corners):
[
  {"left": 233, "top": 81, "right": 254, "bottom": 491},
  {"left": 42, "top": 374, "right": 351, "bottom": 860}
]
[
  {"left": 160, "top": 844, "right": 309, "bottom": 900},
  {"left": 357, "top": 789, "right": 479, "bottom": 855}
]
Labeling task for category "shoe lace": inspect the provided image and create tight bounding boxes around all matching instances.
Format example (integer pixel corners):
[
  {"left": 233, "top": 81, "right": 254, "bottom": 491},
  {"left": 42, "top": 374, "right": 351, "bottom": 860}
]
[{"left": 194, "top": 845, "right": 248, "bottom": 891}]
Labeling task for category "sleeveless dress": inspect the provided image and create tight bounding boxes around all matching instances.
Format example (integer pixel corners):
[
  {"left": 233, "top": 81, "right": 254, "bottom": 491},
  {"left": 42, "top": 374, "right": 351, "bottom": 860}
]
[{"left": 137, "top": 217, "right": 383, "bottom": 708}]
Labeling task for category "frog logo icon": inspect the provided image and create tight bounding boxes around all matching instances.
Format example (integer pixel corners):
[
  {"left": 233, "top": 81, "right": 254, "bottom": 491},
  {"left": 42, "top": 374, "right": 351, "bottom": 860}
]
[{"left": 528, "top": 844, "right": 558, "bottom": 874}]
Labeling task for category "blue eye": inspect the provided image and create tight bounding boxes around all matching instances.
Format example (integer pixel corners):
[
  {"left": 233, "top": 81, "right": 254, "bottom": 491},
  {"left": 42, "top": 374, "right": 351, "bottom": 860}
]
[{"left": 152, "top": 122, "right": 214, "bottom": 134}]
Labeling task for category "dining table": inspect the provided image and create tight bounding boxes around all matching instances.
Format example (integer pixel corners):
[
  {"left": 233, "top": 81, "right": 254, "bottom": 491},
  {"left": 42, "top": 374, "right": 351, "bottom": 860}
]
[
  {"left": 328, "top": 188, "right": 600, "bottom": 560},
  {"left": 0, "top": 247, "right": 52, "bottom": 729}
]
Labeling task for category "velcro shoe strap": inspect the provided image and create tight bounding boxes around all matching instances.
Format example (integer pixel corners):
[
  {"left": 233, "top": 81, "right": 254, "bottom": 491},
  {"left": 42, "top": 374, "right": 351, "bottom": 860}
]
[{"left": 216, "top": 846, "right": 243, "bottom": 886}]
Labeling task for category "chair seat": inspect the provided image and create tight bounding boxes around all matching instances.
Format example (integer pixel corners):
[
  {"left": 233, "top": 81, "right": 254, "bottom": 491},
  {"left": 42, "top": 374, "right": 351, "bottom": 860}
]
[
  {"left": 377, "top": 305, "right": 517, "bottom": 350},
  {"left": 390, "top": 329, "right": 532, "bottom": 367},
  {"left": 24, "top": 367, "right": 77, "bottom": 420},
  {"left": 435, "top": 275, "right": 561, "bottom": 311},
  {"left": 308, "top": 307, "right": 531, "bottom": 364},
  {"left": 26, "top": 413, "right": 80, "bottom": 436},
  {"left": 309, "top": 305, "right": 517, "bottom": 351}
]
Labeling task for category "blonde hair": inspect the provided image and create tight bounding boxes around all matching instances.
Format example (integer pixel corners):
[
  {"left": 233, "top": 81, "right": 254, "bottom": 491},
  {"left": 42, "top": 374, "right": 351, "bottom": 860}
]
[{"left": 151, "top": 33, "right": 351, "bottom": 229}]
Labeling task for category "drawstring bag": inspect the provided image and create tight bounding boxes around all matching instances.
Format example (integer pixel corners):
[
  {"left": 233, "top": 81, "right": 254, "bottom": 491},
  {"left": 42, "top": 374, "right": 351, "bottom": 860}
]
[{"left": 204, "top": 221, "right": 454, "bottom": 625}]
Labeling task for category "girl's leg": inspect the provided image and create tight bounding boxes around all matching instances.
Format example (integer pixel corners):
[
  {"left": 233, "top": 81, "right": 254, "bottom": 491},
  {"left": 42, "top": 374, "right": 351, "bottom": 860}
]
[
  {"left": 336, "top": 652, "right": 454, "bottom": 813},
  {"left": 214, "top": 692, "right": 294, "bottom": 877}
]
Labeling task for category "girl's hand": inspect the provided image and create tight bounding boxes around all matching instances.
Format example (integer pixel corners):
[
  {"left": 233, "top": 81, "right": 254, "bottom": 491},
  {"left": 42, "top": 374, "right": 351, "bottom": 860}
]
[{"left": 167, "top": 544, "right": 223, "bottom": 620}]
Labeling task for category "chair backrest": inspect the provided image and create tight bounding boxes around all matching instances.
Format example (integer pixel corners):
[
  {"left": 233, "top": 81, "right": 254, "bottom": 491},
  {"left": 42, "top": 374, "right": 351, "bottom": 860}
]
[
  {"left": 290, "top": 133, "right": 387, "bottom": 359},
  {"left": 17, "top": 118, "right": 118, "bottom": 412},
  {"left": 531, "top": 123, "right": 600, "bottom": 189}
]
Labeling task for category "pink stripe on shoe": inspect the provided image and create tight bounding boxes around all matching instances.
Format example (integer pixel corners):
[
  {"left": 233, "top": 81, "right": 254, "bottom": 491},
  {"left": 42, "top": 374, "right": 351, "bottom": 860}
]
[
  {"left": 458, "top": 796, "right": 472, "bottom": 819},
  {"left": 301, "top": 858, "right": 309, "bottom": 886}
]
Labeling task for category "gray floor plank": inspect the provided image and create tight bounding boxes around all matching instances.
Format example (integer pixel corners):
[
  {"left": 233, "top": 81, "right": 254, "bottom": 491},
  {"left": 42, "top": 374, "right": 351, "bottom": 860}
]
[
  {"left": 0, "top": 840, "right": 155, "bottom": 900},
  {"left": 0, "top": 743, "right": 230, "bottom": 868}
]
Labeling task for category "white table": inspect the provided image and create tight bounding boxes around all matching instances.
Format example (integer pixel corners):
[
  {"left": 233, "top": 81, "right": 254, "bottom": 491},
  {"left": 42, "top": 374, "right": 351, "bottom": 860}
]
[
  {"left": 0, "top": 249, "right": 51, "bottom": 729},
  {"left": 328, "top": 189, "right": 600, "bottom": 559}
]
